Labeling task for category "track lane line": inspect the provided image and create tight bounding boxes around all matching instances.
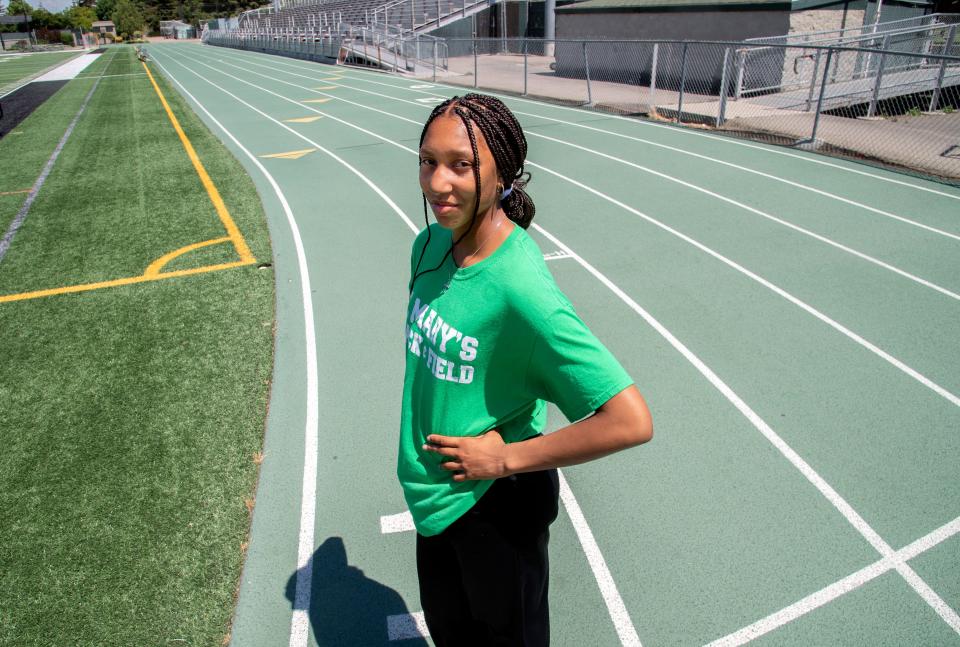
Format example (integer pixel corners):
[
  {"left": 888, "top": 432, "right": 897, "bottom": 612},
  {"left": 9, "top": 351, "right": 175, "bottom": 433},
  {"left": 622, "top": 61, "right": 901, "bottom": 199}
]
[
  {"left": 171, "top": 46, "right": 960, "bottom": 411},
  {"left": 158, "top": 46, "right": 960, "bottom": 641},
  {"left": 156, "top": 45, "right": 644, "bottom": 647},
  {"left": 184, "top": 46, "right": 960, "bottom": 300},
  {"left": 199, "top": 43, "right": 960, "bottom": 202},
  {"left": 705, "top": 515, "right": 960, "bottom": 646},
  {"left": 151, "top": 52, "right": 322, "bottom": 647},
  {"left": 215, "top": 49, "right": 959, "bottom": 242}
]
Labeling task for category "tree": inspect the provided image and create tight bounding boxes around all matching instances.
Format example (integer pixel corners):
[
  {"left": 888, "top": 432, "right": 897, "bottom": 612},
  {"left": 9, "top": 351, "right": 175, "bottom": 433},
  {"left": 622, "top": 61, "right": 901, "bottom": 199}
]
[
  {"left": 66, "top": 5, "right": 96, "bottom": 30},
  {"left": 95, "top": 0, "right": 116, "bottom": 21},
  {"left": 112, "top": 0, "right": 144, "bottom": 37},
  {"left": 6, "top": 0, "right": 33, "bottom": 16}
]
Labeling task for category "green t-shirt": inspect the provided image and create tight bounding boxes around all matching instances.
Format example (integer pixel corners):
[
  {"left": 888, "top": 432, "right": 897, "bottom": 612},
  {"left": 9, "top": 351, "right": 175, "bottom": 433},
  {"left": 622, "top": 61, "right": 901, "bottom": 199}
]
[{"left": 398, "top": 223, "right": 633, "bottom": 536}]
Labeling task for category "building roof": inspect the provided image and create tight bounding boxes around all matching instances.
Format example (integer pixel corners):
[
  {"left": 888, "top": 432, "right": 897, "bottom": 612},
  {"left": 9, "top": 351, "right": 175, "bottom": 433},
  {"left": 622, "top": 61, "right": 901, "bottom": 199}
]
[
  {"left": 92, "top": 20, "right": 116, "bottom": 27},
  {"left": 557, "top": 0, "right": 930, "bottom": 13}
]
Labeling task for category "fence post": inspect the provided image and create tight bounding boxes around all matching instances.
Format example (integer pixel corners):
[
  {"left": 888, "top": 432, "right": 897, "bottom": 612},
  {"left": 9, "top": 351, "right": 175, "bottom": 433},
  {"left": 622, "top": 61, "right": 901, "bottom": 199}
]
[
  {"left": 437, "top": 0, "right": 442, "bottom": 28},
  {"left": 648, "top": 42, "right": 659, "bottom": 116},
  {"left": 866, "top": 35, "right": 891, "bottom": 118},
  {"left": 809, "top": 47, "right": 834, "bottom": 144},
  {"left": 717, "top": 46, "right": 730, "bottom": 127},
  {"left": 805, "top": 47, "right": 823, "bottom": 111},
  {"left": 433, "top": 39, "right": 438, "bottom": 82},
  {"left": 473, "top": 38, "right": 478, "bottom": 88},
  {"left": 928, "top": 24, "right": 956, "bottom": 111},
  {"left": 734, "top": 48, "right": 746, "bottom": 100},
  {"left": 676, "top": 42, "right": 688, "bottom": 123},
  {"left": 583, "top": 41, "right": 593, "bottom": 105},
  {"left": 523, "top": 38, "right": 528, "bottom": 95}
]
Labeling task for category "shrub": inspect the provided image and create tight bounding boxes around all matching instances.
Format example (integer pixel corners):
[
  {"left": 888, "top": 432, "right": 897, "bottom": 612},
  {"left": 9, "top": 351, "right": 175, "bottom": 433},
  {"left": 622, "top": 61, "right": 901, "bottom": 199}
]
[{"left": 60, "top": 31, "right": 74, "bottom": 46}]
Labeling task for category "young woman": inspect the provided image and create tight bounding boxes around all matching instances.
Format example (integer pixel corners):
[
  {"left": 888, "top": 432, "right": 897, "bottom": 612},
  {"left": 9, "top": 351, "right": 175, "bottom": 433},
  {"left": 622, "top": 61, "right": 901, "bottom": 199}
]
[{"left": 399, "top": 93, "right": 652, "bottom": 646}]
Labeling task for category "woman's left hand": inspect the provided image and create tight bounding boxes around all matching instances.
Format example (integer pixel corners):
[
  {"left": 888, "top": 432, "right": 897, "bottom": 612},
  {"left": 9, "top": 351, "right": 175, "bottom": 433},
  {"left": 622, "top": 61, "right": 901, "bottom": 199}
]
[{"left": 423, "top": 430, "right": 509, "bottom": 482}]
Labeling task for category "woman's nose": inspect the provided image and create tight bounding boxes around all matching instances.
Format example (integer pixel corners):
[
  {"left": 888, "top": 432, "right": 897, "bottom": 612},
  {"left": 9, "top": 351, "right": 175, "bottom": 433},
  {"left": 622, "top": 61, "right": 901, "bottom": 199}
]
[{"left": 425, "top": 166, "right": 453, "bottom": 196}]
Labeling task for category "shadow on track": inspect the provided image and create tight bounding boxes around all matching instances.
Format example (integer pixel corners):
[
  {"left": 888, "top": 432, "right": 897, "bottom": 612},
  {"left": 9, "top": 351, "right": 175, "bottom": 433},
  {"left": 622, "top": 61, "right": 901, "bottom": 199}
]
[{"left": 286, "top": 536, "right": 428, "bottom": 646}]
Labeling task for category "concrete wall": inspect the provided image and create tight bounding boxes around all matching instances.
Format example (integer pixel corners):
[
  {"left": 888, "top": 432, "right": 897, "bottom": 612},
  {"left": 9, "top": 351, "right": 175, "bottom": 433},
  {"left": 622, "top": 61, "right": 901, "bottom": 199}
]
[
  {"left": 556, "top": 8, "right": 788, "bottom": 41},
  {"left": 554, "top": 9, "right": 789, "bottom": 92}
]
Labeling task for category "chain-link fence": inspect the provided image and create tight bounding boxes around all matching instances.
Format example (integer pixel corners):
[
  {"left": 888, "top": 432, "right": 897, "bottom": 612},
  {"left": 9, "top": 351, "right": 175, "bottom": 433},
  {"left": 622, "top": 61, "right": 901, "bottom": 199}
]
[{"left": 419, "top": 37, "right": 960, "bottom": 184}]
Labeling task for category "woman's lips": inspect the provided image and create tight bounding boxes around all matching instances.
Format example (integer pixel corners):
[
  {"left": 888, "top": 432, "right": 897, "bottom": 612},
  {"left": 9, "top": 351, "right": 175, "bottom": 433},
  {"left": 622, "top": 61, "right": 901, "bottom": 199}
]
[{"left": 431, "top": 202, "right": 458, "bottom": 214}]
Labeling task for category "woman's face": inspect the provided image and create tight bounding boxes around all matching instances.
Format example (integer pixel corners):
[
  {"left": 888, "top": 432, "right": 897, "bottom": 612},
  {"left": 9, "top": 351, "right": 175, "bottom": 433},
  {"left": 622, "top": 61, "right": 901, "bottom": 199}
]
[{"left": 419, "top": 112, "right": 500, "bottom": 234}]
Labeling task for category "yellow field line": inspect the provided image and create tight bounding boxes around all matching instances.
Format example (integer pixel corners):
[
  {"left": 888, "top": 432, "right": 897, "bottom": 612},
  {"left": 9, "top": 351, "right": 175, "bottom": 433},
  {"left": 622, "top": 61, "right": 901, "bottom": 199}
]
[
  {"left": 144, "top": 236, "right": 231, "bottom": 277},
  {"left": 0, "top": 189, "right": 30, "bottom": 196},
  {"left": 0, "top": 259, "right": 256, "bottom": 304},
  {"left": 142, "top": 61, "right": 255, "bottom": 265}
]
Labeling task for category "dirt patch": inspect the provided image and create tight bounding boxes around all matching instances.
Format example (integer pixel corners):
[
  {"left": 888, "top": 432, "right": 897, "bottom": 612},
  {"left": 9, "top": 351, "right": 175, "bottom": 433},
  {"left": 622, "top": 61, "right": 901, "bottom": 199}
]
[{"left": 0, "top": 80, "right": 68, "bottom": 139}]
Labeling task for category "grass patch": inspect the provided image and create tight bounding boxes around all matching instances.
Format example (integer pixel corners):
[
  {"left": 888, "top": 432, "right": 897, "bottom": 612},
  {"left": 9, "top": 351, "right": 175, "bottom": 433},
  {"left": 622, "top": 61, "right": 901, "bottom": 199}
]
[
  {"left": 0, "top": 50, "right": 83, "bottom": 93},
  {"left": 0, "top": 46, "right": 275, "bottom": 647}
]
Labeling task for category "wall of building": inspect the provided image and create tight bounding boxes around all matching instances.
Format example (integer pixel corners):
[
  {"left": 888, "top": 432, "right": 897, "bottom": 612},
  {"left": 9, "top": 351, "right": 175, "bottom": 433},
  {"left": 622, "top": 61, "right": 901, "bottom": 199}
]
[
  {"left": 556, "top": 8, "right": 788, "bottom": 41},
  {"left": 554, "top": 9, "right": 789, "bottom": 91}
]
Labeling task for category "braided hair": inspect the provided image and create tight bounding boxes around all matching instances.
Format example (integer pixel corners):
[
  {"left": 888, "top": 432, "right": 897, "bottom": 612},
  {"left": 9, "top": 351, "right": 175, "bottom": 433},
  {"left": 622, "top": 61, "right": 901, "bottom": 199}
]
[{"left": 409, "top": 93, "right": 535, "bottom": 293}]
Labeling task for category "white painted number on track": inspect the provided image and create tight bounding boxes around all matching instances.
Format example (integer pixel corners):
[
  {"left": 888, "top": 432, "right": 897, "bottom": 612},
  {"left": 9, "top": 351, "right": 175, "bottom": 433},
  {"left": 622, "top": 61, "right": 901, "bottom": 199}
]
[
  {"left": 415, "top": 96, "right": 445, "bottom": 104},
  {"left": 410, "top": 84, "right": 435, "bottom": 89},
  {"left": 544, "top": 250, "right": 571, "bottom": 261},
  {"left": 380, "top": 510, "right": 415, "bottom": 534},
  {"left": 387, "top": 612, "right": 430, "bottom": 640}
]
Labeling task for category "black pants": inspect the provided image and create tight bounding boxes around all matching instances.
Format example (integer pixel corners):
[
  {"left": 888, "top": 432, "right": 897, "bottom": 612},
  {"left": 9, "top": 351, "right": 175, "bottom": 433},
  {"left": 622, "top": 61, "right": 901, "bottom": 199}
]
[{"left": 416, "top": 468, "right": 560, "bottom": 647}]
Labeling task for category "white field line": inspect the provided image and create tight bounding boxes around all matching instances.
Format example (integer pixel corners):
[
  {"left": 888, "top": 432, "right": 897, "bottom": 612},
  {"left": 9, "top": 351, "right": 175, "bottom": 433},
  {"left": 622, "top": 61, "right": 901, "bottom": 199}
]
[
  {"left": 387, "top": 611, "right": 430, "bottom": 640},
  {"left": 526, "top": 130, "right": 959, "bottom": 300},
  {"left": 224, "top": 51, "right": 960, "bottom": 242},
  {"left": 705, "top": 515, "right": 960, "bottom": 646},
  {"left": 528, "top": 160, "right": 960, "bottom": 408},
  {"left": 533, "top": 219, "right": 960, "bottom": 636},
  {"left": 149, "top": 53, "right": 321, "bottom": 647},
  {"left": 150, "top": 49, "right": 410, "bottom": 647},
  {"left": 295, "top": 51, "right": 960, "bottom": 204},
  {"left": 380, "top": 510, "right": 415, "bottom": 534},
  {"left": 559, "top": 470, "right": 643, "bottom": 647},
  {"left": 179, "top": 46, "right": 960, "bottom": 410},
  {"left": 166, "top": 46, "right": 644, "bottom": 646},
  {"left": 197, "top": 43, "right": 960, "bottom": 203},
  {"left": 158, "top": 48, "right": 417, "bottom": 234},
  {"left": 172, "top": 46, "right": 959, "bottom": 641},
  {"left": 188, "top": 47, "right": 960, "bottom": 300}
]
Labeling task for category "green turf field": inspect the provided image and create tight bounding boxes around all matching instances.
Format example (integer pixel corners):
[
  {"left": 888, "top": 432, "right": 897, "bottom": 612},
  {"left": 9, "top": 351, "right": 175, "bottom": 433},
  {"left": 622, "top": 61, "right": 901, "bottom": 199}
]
[
  {"left": 0, "top": 46, "right": 275, "bottom": 646},
  {"left": 0, "top": 50, "right": 83, "bottom": 95}
]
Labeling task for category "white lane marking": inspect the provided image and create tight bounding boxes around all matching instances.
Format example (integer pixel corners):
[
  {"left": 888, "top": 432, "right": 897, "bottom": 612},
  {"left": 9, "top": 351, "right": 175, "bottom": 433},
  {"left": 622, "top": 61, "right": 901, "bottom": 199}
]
[
  {"left": 527, "top": 131, "right": 960, "bottom": 300},
  {"left": 529, "top": 160, "right": 960, "bottom": 408},
  {"left": 178, "top": 43, "right": 959, "bottom": 640},
  {"left": 533, "top": 219, "right": 960, "bottom": 636},
  {"left": 174, "top": 45, "right": 644, "bottom": 646},
  {"left": 518, "top": 115, "right": 960, "bottom": 243},
  {"left": 410, "top": 83, "right": 435, "bottom": 89},
  {"left": 196, "top": 47, "right": 960, "bottom": 298},
  {"left": 244, "top": 54, "right": 960, "bottom": 237},
  {"left": 312, "top": 54, "right": 960, "bottom": 203},
  {"left": 380, "top": 511, "right": 416, "bottom": 534},
  {"left": 150, "top": 51, "right": 320, "bottom": 647},
  {"left": 160, "top": 48, "right": 417, "bottom": 235},
  {"left": 149, "top": 49, "right": 399, "bottom": 647},
  {"left": 705, "top": 515, "right": 960, "bottom": 646},
  {"left": 415, "top": 96, "right": 444, "bottom": 104},
  {"left": 387, "top": 611, "right": 430, "bottom": 640},
  {"left": 559, "top": 470, "right": 643, "bottom": 647}
]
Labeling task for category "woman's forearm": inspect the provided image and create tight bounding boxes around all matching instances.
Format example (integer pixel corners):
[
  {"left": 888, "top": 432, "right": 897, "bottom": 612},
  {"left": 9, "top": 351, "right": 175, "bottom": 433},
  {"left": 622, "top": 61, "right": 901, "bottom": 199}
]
[{"left": 504, "top": 386, "right": 652, "bottom": 475}]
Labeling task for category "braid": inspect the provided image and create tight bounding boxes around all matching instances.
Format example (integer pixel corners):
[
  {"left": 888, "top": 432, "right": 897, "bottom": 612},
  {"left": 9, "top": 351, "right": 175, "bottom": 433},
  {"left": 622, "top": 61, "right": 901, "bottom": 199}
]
[{"left": 410, "top": 94, "right": 536, "bottom": 292}]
